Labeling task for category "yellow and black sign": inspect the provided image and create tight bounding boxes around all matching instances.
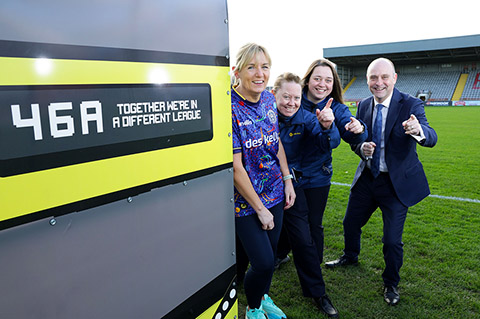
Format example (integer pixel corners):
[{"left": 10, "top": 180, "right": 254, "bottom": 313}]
[
  {"left": 0, "top": 54, "right": 232, "bottom": 224},
  {"left": 0, "top": 1, "right": 236, "bottom": 318},
  {"left": 1, "top": 83, "right": 213, "bottom": 176}
]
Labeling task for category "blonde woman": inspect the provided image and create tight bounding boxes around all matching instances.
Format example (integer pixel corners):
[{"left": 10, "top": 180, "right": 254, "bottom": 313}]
[{"left": 231, "top": 43, "right": 295, "bottom": 319}]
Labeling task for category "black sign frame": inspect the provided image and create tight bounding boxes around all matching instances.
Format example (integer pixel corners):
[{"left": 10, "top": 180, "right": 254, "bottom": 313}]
[{"left": 0, "top": 83, "right": 213, "bottom": 177}]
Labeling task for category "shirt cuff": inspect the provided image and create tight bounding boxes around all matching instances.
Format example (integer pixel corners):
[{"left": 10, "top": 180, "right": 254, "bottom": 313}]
[{"left": 411, "top": 125, "right": 426, "bottom": 143}]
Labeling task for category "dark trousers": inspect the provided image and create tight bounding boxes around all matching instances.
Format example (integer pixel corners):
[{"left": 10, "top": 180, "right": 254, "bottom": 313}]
[
  {"left": 276, "top": 185, "right": 329, "bottom": 262},
  {"left": 235, "top": 233, "right": 249, "bottom": 284},
  {"left": 276, "top": 224, "right": 291, "bottom": 259},
  {"left": 283, "top": 188, "right": 326, "bottom": 298},
  {"left": 304, "top": 185, "right": 330, "bottom": 264},
  {"left": 235, "top": 202, "right": 284, "bottom": 309},
  {"left": 343, "top": 169, "right": 408, "bottom": 287}
]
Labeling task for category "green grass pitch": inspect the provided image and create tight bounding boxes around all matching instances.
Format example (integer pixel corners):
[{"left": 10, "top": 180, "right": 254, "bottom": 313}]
[{"left": 238, "top": 106, "right": 480, "bottom": 319}]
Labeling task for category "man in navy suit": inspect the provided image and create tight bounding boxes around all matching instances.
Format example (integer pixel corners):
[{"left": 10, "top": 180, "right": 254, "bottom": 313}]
[{"left": 325, "top": 58, "right": 437, "bottom": 306}]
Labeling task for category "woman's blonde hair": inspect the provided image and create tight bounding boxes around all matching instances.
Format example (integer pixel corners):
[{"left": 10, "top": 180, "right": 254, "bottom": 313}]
[
  {"left": 233, "top": 43, "right": 271, "bottom": 86},
  {"left": 272, "top": 72, "right": 301, "bottom": 94}
]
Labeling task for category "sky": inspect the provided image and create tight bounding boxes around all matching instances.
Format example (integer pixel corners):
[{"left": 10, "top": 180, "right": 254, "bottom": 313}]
[{"left": 227, "top": 0, "right": 479, "bottom": 85}]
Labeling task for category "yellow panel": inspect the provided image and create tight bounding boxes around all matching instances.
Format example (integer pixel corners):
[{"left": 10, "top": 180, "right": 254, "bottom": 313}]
[
  {"left": 452, "top": 73, "right": 468, "bottom": 100},
  {"left": 196, "top": 299, "right": 238, "bottom": 319},
  {"left": 343, "top": 76, "right": 356, "bottom": 92},
  {"left": 226, "top": 301, "right": 239, "bottom": 319},
  {"left": 0, "top": 57, "right": 233, "bottom": 222},
  {"left": 197, "top": 300, "right": 221, "bottom": 319},
  {"left": 0, "top": 57, "right": 226, "bottom": 85}
]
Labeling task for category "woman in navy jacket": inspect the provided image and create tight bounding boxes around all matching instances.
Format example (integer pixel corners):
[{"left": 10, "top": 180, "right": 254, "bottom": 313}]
[
  {"left": 274, "top": 72, "right": 340, "bottom": 317},
  {"left": 299, "top": 59, "right": 368, "bottom": 265}
]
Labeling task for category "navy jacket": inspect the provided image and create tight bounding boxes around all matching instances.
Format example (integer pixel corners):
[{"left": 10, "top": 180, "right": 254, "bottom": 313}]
[
  {"left": 351, "top": 88, "right": 437, "bottom": 207},
  {"left": 300, "top": 89, "right": 368, "bottom": 188},
  {"left": 279, "top": 107, "right": 340, "bottom": 187}
]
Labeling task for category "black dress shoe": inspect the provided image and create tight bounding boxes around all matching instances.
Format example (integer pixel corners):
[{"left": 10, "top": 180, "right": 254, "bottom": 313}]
[
  {"left": 274, "top": 255, "right": 291, "bottom": 270},
  {"left": 384, "top": 285, "right": 400, "bottom": 306},
  {"left": 325, "top": 255, "right": 358, "bottom": 268},
  {"left": 313, "top": 295, "right": 339, "bottom": 318}
]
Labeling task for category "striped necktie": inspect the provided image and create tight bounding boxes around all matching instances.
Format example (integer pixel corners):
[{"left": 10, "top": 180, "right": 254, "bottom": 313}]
[{"left": 371, "top": 104, "right": 384, "bottom": 178}]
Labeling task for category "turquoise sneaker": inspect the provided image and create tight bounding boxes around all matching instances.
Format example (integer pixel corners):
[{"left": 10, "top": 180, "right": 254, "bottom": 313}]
[
  {"left": 261, "top": 294, "right": 287, "bottom": 319},
  {"left": 245, "top": 306, "right": 267, "bottom": 319}
]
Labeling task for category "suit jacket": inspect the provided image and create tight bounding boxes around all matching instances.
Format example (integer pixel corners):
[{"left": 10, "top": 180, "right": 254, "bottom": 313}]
[{"left": 351, "top": 88, "right": 437, "bottom": 207}]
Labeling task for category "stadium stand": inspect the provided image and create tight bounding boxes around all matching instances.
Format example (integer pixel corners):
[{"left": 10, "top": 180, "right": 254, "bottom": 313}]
[
  {"left": 343, "top": 71, "right": 460, "bottom": 101},
  {"left": 342, "top": 78, "right": 370, "bottom": 100},
  {"left": 460, "top": 71, "right": 480, "bottom": 100},
  {"left": 324, "top": 35, "right": 480, "bottom": 104},
  {"left": 396, "top": 71, "right": 459, "bottom": 101}
]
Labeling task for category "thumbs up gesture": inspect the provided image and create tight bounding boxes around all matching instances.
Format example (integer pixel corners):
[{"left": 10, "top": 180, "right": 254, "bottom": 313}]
[
  {"left": 316, "top": 98, "right": 334, "bottom": 129},
  {"left": 402, "top": 114, "right": 420, "bottom": 135}
]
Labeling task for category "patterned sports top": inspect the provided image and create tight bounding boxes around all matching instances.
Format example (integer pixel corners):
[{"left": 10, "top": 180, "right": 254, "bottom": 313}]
[{"left": 231, "top": 88, "right": 284, "bottom": 217}]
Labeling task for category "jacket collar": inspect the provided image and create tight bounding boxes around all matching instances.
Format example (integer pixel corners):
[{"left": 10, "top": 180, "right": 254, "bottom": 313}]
[
  {"left": 279, "top": 107, "right": 306, "bottom": 126},
  {"left": 384, "top": 88, "right": 402, "bottom": 141},
  {"left": 301, "top": 87, "right": 332, "bottom": 112}
]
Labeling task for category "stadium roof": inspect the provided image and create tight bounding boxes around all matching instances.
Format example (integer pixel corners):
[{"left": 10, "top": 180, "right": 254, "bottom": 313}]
[{"left": 324, "top": 34, "right": 480, "bottom": 67}]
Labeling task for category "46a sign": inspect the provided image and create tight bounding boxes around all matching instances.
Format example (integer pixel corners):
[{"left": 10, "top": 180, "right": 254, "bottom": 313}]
[
  {"left": 11, "top": 101, "right": 103, "bottom": 140},
  {"left": 0, "top": 83, "right": 212, "bottom": 177}
]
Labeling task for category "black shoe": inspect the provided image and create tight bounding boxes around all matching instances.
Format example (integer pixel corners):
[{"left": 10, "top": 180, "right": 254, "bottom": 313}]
[
  {"left": 274, "top": 255, "right": 291, "bottom": 269},
  {"left": 325, "top": 255, "right": 358, "bottom": 269},
  {"left": 313, "top": 295, "right": 339, "bottom": 318},
  {"left": 384, "top": 285, "right": 400, "bottom": 306}
]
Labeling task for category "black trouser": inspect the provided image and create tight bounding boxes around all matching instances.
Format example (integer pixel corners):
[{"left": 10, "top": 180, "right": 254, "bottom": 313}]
[
  {"left": 283, "top": 188, "right": 327, "bottom": 297},
  {"left": 344, "top": 169, "right": 408, "bottom": 287},
  {"left": 235, "top": 202, "right": 284, "bottom": 309},
  {"left": 303, "top": 185, "right": 330, "bottom": 264}
]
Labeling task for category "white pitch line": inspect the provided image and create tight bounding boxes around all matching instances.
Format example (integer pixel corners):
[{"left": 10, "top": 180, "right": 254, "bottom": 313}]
[
  {"left": 428, "top": 194, "right": 480, "bottom": 204},
  {"left": 331, "top": 182, "right": 480, "bottom": 203},
  {"left": 331, "top": 182, "right": 350, "bottom": 187}
]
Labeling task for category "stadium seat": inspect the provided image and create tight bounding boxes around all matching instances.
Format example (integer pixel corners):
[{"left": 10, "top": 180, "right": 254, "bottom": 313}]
[
  {"left": 344, "top": 71, "right": 460, "bottom": 102},
  {"left": 460, "top": 71, "right": 480, "bottom": 100}
]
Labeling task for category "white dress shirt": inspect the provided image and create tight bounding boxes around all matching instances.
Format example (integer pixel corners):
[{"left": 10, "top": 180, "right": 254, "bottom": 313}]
[{"left": 363, "top": 94, "right": 425, "bottom": 173}]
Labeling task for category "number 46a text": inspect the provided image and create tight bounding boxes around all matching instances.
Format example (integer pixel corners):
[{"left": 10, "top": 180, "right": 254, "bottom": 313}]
[{"left": 11, "top": 101, "right": 104, "bottom": 140}]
